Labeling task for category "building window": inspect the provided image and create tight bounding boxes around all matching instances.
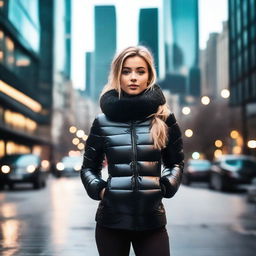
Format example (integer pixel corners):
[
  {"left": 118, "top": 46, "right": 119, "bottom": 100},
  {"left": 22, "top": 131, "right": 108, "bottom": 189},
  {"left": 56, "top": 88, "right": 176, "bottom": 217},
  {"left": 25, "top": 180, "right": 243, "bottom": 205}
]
[
  {"left": 0, "top": 29, "right": 4, "bottom": 63},
  {"left": 250, "top": 0, "right": 255, "bottom": 22},
  {"left": 243, "top": 49, "right": 248, "bottom": 74},
  {"left": 238, "top": 55, "right": 242, "bottom": 78},
  {"left": 242, "top": 0, "right": 248, "bottom": 28},
  {"left": 243, "top": 30, "right": 248, "bottom": 47},
  {"left": 250, "top": 26, "right": 255, "bottom": 42},
  {"left": 0, "top": 106, "right": 3, "bottom": 123},
  {"left": 6, "top": 141, "right": 31, "bottom": 155},
  {"left": 4, "top": 109, "right": 37, "bottom": 133},
  {"left": 5, "top": 36, "right": 15, "bottom": 69},
  {"left": 252, "top": 72, "right": 256, "bottom": 97},
  {"left": 0, "top": 0, "right": 4, "bottom": 13},
  {"left": 0, "top": 140, "right": 4, "bottom": 157},
  {"left": 236, "top": 9, "right": 241, "bottom": 33},
  {"left": 252, "top": 44, "right": 256, "bottom": 68},
  {"left": 237, "top": 37, "right": 242, "bottom": 53},
  {"left": 230, "top": 15, "right": 236, "bottom": 40}
]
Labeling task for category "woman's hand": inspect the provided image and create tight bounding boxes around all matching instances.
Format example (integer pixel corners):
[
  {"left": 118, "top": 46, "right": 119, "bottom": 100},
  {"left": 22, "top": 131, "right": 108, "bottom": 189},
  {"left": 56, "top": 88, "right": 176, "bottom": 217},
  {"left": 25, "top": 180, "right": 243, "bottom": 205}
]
[{"left": 100, "top": 188, "right": 106, "bottom": 200}]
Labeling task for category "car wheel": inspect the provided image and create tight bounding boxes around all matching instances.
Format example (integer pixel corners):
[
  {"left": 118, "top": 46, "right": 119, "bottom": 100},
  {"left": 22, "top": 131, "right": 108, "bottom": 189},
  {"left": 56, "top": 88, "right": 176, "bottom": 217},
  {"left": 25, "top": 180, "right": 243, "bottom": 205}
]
[
  {"left": 210, "top": 174, "right": 223, "bottom": 191},
  {"left": 8, "top": 183, "right": 14, "bottom": 190},
  {"left": 42, "top": 180, "right": 47, "bottom": 188},
  {"left": 33, "top": 179, "right": 42, "bottom": 190},
  {"left": 182, "top": 174, "right": 191, "bottom": 186}
]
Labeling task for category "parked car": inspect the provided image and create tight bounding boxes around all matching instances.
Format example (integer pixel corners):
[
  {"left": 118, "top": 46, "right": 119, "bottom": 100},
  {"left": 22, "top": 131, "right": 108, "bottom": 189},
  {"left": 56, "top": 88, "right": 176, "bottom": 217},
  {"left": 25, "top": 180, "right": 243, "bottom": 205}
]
[
  {"left": 210, "top": 155, "right": 256, "bottom": 191},
  {"left": 182, "top": 159, "right": 211, "bottom": 185},
  {"left": 0, "top": 154, "right": 49, "bottom": 190},
  {"left": 55, "top": 156, "right": 82, "bottom": 177},
  {"left": 247, "top": 178, "right": 256, "bottom": 203}
]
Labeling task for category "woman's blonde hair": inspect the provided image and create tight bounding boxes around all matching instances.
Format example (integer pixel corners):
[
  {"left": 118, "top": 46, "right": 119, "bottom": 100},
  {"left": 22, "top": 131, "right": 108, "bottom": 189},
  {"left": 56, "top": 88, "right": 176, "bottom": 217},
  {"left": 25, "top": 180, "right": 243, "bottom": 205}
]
[{"left": 100, "top": 46, "right": 171, "bottom": 149}]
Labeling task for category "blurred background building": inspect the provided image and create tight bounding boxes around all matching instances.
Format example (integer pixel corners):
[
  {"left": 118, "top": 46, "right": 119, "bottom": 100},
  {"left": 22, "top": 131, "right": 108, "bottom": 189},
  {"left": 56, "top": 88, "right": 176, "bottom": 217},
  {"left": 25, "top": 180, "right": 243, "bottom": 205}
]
[
  {"left": 228, "top": 0, "right": 256, "bottom": 155},
  {"left": 160, "top": 0, "right": 200, "bottom": 101},
  {"left": 139, "top": 8, "right": 159, "bottom": 76},
  {"left": 0, "top": 0, "right": 52, "bottom": 160}
]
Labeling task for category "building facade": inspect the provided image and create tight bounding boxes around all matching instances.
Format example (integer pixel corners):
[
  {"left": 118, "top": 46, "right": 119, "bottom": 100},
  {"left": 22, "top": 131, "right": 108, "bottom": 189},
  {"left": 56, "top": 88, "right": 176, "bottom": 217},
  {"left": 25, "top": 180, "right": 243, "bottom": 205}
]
[
  {"left": 88, "top": 5, "right": 116, "bottom": 101},
  {"left": 161, "top": 0, "right": 200, "bottom": 98},
  {"left": 228, "top": 0, "right": 256, "bottom": 153},
  {"left": 138, "top": 8, "right": 159, "bottom": 76},
  {"left": 217, "top": 21, "right": 229, "bottom": 98},
  {"left": 201, "top": 33, "right": 219, "bottom": 98},
  {"left": 51, "top": 0, "right": 75, "bottom": 161},
  {"left": 0, "top": 0, "right": 53, "bottom": 159}
]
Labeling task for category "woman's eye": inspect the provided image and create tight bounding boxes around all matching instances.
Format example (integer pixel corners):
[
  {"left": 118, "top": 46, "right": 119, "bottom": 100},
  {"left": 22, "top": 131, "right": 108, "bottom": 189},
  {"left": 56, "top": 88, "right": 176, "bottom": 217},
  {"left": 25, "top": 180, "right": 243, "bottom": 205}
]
[
  {"left": 138, "top": 70, "right": 145, "bottom": 75},
  {"left": 121, "top": 70, "right": 130, "bottom": 75}
]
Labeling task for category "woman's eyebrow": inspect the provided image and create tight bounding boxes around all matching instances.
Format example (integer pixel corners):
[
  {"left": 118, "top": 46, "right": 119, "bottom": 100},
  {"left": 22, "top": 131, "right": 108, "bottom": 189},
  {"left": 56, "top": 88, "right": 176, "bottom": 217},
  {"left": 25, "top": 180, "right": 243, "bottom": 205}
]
[{"left": 122, "top": 66, "right": 146, "bottom": 69}]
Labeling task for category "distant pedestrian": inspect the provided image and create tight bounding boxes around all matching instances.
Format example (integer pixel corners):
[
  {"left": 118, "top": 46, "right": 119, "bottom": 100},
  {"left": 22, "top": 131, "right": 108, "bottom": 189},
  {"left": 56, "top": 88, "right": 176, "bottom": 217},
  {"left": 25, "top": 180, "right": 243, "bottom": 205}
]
[{"left": 80, "top": 46, "right": 184, "bottom": 256}]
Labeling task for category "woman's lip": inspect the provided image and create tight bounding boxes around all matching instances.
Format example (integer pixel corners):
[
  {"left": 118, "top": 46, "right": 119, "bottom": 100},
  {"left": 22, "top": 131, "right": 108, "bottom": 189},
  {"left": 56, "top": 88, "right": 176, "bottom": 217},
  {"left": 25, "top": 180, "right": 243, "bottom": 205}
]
[{"left": 129, "top": 84, "right": 139, "bottom": 87}]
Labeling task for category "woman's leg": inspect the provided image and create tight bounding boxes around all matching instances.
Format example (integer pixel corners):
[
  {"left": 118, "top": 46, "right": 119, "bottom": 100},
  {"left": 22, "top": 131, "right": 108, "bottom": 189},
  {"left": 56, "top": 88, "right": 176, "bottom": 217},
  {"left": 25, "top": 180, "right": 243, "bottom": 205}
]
[
  {"left": 95, "top": 224, "right": 131, "bottom": 256},
  {"left": 132, "top": 226, "right": 170, "bottom": 256}
]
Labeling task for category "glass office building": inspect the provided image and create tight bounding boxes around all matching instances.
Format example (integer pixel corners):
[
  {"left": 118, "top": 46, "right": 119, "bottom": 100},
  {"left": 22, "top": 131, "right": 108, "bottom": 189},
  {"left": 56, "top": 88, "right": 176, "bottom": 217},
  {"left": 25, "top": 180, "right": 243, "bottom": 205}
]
[
  {"left": 139, "top": 8, "right": 159, "bottom": 76},
  {"left": 162, "top": 0, "right": 200, "bottom": 97},
  {"left": 229, "top": 0, "right": 256, "bottom": 153},
  {"left": 91, "top": 5, "right": 116, "bottom": 101},
  {"left": 0, "top": 0, "right": 52, "bottom": 158}
]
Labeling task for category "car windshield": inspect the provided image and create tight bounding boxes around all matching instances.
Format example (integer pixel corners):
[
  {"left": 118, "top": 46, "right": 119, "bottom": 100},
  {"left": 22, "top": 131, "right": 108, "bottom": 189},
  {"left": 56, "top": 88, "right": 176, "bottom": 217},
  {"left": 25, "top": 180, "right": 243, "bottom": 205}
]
[
  {"left": 189, "top": 160, "right": 211, "bottom": 170},
  {"left": 225, "top": 159, "right": 256, "bottom": 170},
  {"left": 62, "top": 156, "right": 82, "bottom": 165},
  {"left": 0, "top": 154, "right": 39, "bottom": 166}
]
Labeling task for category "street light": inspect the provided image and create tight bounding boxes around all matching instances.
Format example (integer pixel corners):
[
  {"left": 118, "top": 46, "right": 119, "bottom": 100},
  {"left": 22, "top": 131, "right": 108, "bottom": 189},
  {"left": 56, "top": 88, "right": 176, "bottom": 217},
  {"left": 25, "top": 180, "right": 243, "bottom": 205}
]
[
  {"left": 201, "top": 96, "right": 210, "bottom": 105},
  {"left": 214, "top": 149, "right": 222, "bottom": 158},
  {"left": 72, "top": 138, "right": 80, "bottom": 145},
  {"left": 233, "top": 146, "right": 242, "bottom": 154},
  {"left": 221, "top": 89, "right": 230, "bottom": 99},
  {"left": 215, "top": 140, "right": 223, "bottom": 148},
  {"left": 78, "top": 143, "right": 85, "bottom": 150},
  {"left": 192, "top": 152, "right": 200, "bottom": 159},
  {"left": 69, "top": 126, "right": 77, "bottom": 134},
  {"left": 248, "top": 140, "right": 256, "bottom": 149},
  {"left": 83, "top": 135, "right": 88, "bottom": 141},
  {"left": 76, "top": 130, "right": 85, "bottom": 138},
  {"left": 230, "top": 130, "right": 239, "bottom": 139},
  {"left": 182, "top": 107, "right": 191, "bottom": 115},
  {"left": 185, "top": 129, "right": 193, "bottom": 137}
]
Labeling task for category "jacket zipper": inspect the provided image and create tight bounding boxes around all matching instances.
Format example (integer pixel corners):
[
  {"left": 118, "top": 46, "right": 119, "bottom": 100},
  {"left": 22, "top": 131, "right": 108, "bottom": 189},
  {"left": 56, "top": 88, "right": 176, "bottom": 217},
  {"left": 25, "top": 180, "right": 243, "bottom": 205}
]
[{"left": 131, "top": 121, "right": 138, "bottom": 191}]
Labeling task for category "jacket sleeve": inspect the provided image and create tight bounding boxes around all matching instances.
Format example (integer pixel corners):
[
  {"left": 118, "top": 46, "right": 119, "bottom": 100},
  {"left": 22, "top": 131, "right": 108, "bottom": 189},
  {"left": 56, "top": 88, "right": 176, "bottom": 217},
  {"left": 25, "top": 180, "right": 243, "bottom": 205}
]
[
  {"left": 160, "top": 113, "right": 184, "bottom": 198},
  {"left": 80, "top": 117, "right": 107, "bottom": 200}
]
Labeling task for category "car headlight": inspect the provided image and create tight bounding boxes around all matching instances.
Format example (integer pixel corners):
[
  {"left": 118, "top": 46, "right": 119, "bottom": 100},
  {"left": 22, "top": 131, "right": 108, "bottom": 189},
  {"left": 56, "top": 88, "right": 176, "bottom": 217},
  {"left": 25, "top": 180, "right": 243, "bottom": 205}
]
[
  {"left": 27, "top": 165, "right": 36, "bottom": 173},
  {"left": 74, "top": 164, "right": 81, "bottom": 171},
  {"left": 1, "top": 165, "right": 10, "bottom": 174},
  {"left": 41, "top": 160, "right": 50, "bottom": 169},
  {"left": 56, "top": 162, "right": 64, "bottom": 171}
]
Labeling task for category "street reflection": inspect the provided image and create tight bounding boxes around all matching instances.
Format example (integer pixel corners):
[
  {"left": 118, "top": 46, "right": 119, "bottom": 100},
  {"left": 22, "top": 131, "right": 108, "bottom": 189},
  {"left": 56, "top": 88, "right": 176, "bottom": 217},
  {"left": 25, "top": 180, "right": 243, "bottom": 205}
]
[
  {"left": 50, "top": 178, "right": 76, "bottom": 247},
  {"left": 0, "top": 203, "right": 20, "bottom": 256}
]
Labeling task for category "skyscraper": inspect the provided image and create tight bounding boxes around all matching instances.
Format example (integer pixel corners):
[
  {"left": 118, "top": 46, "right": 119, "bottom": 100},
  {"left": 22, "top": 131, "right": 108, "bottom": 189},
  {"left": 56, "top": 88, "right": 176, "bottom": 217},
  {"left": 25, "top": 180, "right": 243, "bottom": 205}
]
[
  {"left": 228, "top": 0, "right": 256, "bottom": 154},
  {"left": 138, "top": 8, "right": 159, "bottom": 75},
  {"left": 92, "top": 5, "right": 116, "bottom": 101},
  {"left": 162, "top": 0, "right": 200, "bottom": 97},
  {"left": 0, "top": 0, "right": 53, "bottom": 158}
]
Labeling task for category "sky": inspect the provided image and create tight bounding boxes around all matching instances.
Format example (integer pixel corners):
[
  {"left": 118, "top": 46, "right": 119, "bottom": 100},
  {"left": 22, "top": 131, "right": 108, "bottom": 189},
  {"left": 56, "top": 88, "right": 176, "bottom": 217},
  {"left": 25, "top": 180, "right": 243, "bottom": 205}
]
[{"left": 71, "top": 0, "right": 228, "bottom": 89}]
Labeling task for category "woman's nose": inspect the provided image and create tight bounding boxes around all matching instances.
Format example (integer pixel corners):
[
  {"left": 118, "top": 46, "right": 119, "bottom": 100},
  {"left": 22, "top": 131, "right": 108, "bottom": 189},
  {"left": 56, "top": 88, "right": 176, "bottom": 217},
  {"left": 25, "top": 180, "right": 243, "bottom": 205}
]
[{"left": 130, "top": 72, "right": 137, "bottom": 81}]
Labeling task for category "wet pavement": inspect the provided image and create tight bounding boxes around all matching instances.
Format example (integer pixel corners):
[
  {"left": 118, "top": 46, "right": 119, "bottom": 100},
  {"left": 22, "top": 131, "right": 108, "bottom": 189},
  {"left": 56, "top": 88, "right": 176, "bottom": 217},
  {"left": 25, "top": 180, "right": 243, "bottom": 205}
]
[{"left": 0, "top": 176, "right": 256, "bottom": 256}]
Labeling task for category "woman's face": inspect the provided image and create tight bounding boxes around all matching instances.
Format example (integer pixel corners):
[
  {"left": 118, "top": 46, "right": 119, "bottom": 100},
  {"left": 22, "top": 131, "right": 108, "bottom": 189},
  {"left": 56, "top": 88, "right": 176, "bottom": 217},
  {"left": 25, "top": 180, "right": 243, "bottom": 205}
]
[{"left": 120, "top": 56, "right": 149, "bottom": 95}]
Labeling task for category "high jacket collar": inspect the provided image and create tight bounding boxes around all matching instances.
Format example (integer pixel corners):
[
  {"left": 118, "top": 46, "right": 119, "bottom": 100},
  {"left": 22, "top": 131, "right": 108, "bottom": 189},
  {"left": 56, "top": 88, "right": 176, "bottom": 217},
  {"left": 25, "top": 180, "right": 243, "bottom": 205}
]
[{"left": 100, "top": 84, "right": 166, "bottom": 122}]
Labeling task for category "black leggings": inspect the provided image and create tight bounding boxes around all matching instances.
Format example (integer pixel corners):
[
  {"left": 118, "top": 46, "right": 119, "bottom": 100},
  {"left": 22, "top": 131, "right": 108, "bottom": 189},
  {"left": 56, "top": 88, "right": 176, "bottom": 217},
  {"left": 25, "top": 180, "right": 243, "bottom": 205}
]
[{"left": 95, "top": 224, "right": 170, "bottom": 256}]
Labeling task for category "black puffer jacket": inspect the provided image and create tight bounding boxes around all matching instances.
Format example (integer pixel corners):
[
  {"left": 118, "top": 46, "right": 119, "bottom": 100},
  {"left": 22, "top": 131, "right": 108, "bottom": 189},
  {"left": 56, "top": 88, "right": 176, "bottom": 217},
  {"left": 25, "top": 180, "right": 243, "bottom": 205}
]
[{"left": 81, "top": 85, "right": 184, "bottom": 231}]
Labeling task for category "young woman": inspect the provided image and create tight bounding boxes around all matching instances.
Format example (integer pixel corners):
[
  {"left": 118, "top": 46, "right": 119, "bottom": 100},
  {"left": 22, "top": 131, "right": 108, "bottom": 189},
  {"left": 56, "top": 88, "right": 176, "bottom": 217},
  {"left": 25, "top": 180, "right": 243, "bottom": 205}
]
[{"left": 80, "top": 46, "right": 184, "bottom": 256}]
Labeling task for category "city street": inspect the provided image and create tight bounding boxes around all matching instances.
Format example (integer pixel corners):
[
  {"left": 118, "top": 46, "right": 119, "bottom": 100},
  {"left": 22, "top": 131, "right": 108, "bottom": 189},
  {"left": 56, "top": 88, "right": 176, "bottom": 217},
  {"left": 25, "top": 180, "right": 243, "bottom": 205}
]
[{"left": 0, "top": 176, "right": 256, "bottom": 256}]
